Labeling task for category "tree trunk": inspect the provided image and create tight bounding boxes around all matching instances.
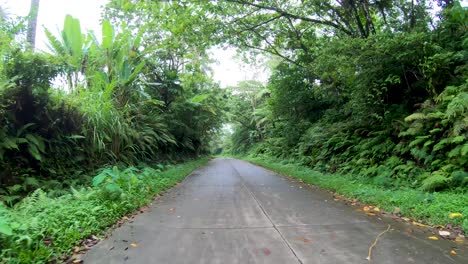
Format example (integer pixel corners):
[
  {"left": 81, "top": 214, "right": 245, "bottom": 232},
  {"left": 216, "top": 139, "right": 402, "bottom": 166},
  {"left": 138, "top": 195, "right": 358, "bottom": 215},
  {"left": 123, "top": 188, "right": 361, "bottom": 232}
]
[{"left": 27, "top": 0, "right": 40, "bottom": 48}]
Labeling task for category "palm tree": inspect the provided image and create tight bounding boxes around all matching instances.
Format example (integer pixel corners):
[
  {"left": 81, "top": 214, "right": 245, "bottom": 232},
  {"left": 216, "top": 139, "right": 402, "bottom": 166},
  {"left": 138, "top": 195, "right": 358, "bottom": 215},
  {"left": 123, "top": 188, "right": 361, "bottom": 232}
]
[{"left": 27, "top": 0, "right": 40, "bottom": 48}]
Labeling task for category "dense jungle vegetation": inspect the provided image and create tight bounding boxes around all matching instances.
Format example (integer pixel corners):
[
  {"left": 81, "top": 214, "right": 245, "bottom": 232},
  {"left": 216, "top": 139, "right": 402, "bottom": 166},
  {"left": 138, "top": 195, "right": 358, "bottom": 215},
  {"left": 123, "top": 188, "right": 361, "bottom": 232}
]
[
  {"left": 0, "top": 0, "right": 467, "bottom": 262},
  {"left": 223, "top": 1, "right": 468, "bottom": 193}
]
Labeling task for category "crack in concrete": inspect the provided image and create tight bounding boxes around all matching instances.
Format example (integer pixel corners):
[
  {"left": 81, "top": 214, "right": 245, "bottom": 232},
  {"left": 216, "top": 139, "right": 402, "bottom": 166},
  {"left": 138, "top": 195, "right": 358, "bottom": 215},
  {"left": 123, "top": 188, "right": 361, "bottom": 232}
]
[{"left": 228, "top": 160, "right": 304, "bottom": 264}]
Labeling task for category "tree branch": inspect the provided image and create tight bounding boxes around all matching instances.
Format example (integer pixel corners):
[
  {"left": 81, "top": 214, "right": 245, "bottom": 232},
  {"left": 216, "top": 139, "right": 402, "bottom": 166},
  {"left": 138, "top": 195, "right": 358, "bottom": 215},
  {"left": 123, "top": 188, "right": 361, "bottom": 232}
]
[{"left": 223, "top": 0, "right": 354, "bottom": 36}]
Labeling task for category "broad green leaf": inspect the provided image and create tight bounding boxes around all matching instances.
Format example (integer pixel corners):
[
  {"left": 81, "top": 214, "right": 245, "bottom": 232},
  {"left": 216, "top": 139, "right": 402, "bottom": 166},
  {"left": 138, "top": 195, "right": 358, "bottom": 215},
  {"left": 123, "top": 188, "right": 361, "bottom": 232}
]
[
  {"left": 25, "top": 134, "right": 45, "bottom": 153},
  {"left": 189, "top": 94, "right": 209, "bottom": 104},
  {"left": 63, "top": 15, "right": 83, "bottom": 57},
  {"left": 92, "top": 174, "right": 108, "bottom": 187},
  {"left": 102, "top": 20, "right": 114, "bottom": 49},
  {"left": 0, "top": 222, "right": 13, "bottom": 236},
  {"left": 27, "top": 144, "right": 42, "bottom": 161},
  {"left": 2, "top": 137, "right": 18, "bottom": 150}
]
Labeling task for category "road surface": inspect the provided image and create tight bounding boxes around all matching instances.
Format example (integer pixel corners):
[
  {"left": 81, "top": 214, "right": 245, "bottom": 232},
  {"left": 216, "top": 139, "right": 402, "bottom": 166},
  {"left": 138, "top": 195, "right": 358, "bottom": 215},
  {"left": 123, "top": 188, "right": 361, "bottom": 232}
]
[{"left": 83, "top": 158, "right": 467, "bottom": 263}]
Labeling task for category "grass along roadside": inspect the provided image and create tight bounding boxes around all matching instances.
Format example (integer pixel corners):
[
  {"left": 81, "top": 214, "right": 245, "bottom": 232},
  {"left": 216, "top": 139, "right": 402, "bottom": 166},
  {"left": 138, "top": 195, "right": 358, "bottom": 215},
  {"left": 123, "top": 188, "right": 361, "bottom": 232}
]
[
  {"left": 0, "top": 158, "right": 210, "bottom": 263},
  {"left": 241, "top": 155, "right": 468, "bottom": 234}
]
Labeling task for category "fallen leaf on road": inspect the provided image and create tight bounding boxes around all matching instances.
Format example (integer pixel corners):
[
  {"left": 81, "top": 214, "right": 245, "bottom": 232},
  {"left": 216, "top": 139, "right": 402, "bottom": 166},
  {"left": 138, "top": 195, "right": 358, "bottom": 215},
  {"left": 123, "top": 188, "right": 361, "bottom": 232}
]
[
  {"left": 450, "top": 250, "right": 457, "bottom": 255},
  {"left": 455, "top": 237, "right": 464, "bottom": 243},
  {"left": 428, "top": 236, "right": 439, "bottom": 240},
  {"left": 449, "top": 213, "right": 462, "bottom": 219},
  {"left": 412, "top": 222, "right": 429, "bottom": 228},
  {"left": 296, "top": 237, "right": 312, "bottom": 243},
  {"left": 169, "top": 208, "right": 175, "bottom": 212},
  {"left": 363, "top": 206, "right": 370, "bottom": 212},
  {"left": 367, "top": 213, "right": 376, "bottom": 217},
  {"left": 438, "top": 230, "right": 450, "bottom": 237},
  {"left": 374, "top": 207, "right": 380, "bottom": 212},
  {"left": 130, "top": 242, "right": 139, "bottom": 247}
]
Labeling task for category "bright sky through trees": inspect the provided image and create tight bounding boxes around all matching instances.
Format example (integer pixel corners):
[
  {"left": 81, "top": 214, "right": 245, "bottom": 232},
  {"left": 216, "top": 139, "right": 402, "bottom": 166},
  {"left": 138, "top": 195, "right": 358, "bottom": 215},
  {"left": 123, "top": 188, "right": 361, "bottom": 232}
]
[{"left": 1, "top": 0, "right": 269, "bottom": 87}]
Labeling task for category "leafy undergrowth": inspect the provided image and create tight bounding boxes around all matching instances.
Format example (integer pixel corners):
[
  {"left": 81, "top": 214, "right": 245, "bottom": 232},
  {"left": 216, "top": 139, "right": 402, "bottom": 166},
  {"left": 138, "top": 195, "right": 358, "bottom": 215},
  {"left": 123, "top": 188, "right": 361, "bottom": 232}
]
[
  {"left": 242, "top": 155, "right": 468, "bottom": 233},
  {"left": 0, "top": 158, "right": 209, "bottom": 264}
]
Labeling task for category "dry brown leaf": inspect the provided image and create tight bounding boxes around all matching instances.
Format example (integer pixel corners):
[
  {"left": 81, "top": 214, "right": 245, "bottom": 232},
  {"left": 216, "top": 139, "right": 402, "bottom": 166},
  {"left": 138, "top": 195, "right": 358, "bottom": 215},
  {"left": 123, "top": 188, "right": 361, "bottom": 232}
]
[
  {"left": 296, "top": 237, "right": 312, "bottom": 243},
  {"left": 130, "top": 242, "right": 139, "bottom": 247},
  {"left": 73, "top": 247, "right": 81, "bottom": 253},
  {"left": 367, "top": 213, "right": 376, "bottom": 217},
  {"left": 363, "top": 206, "right": 370, "bottom": 212},
  {"left": 428, "top": 236, "right": 439, "bottom": 240},
  {"left": 450, "top": 250, "right": 457, "bottom": 255},
  {"left": 455, "top": 237, "right": 464, "bottom": 243},
  {"left": 412, "top": 222, "right": 429, "bottom": 228}
]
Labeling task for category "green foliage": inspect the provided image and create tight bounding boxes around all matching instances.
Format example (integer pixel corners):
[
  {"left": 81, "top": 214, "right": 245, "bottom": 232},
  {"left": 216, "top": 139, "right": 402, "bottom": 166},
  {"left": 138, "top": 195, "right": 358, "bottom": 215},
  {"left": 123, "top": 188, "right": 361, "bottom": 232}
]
[
  {"left": 0, "top": 158, "right": 209, "bottom": 263},
  {"left": 421, "top": 173, "right": 450, "bottom": 192},
  {"left": 226, "top": 2, "right": 468, "bottom": 192},
  {"left": 0, "top": 13, "right": 224, "bottom": 199}
]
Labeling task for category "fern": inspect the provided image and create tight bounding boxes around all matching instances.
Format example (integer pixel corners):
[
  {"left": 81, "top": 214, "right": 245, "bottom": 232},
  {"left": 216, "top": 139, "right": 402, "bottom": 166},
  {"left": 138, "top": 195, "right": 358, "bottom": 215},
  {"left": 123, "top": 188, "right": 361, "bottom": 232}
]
[
  {"left": 461, "top": 143, "right": 468, "bottom": 156},
  {"left": 409, "top": 136, "right": 430, "bottom": 147},
  {"left": 404, "top": 112, "right": 427, "bottom": 122},
  {"left": 421, "top": 173, "right": 449, "bottom": 191}
]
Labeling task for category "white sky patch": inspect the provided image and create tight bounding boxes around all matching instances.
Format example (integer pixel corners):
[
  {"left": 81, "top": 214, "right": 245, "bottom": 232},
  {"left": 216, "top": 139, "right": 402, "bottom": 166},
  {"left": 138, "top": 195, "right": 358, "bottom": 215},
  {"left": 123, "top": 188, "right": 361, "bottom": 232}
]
[
  {"left": 2, "top": 0, "right": 104, "bottom": 52},
  {"left": 1, "top": 0, "right": 269, "bottom": 88},
  {"left": 209, "top": 47, "right": 269, "bottom": 87}
]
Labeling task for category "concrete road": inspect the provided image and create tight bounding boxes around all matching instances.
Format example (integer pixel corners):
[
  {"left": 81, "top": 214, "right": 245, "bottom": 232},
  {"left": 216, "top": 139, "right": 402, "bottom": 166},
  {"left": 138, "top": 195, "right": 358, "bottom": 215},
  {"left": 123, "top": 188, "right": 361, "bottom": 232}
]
[{"left": 83, "top": 158, "right": 467, "bottom": 264}]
